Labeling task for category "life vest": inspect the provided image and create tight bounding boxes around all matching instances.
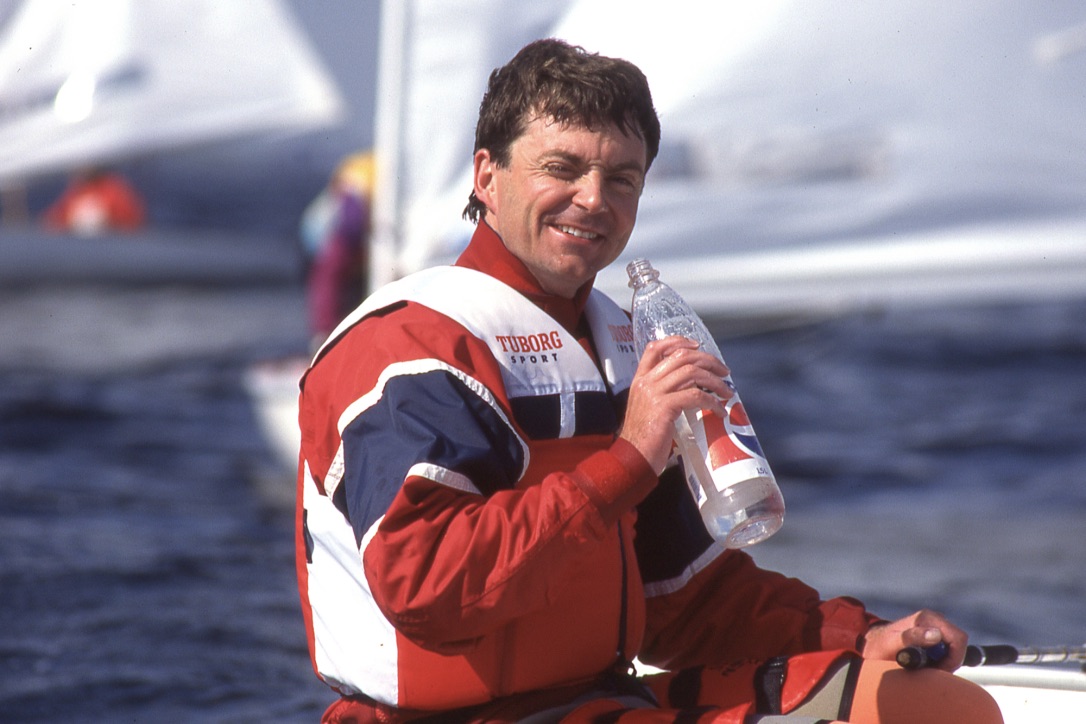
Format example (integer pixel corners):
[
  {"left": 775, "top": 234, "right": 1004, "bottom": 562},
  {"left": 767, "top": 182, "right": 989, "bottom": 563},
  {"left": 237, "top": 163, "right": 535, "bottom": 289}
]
[{"left": 300, "top": 266, "right": 644, "bottom": 709}]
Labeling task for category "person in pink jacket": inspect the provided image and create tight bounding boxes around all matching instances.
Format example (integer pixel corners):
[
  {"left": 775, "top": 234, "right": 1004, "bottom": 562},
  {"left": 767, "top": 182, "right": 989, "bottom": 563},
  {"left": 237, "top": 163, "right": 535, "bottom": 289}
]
[{"left": 296, "top": 39, "right": 1002, "bottom": 724}]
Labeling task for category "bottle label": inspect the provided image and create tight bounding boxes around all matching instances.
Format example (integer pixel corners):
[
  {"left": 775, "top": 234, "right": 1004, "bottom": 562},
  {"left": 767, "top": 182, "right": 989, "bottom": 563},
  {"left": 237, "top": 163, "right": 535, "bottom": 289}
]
[
  {"left": 704, "top": 397, "right": 767, "bottom": 463},
  {"left": 690, "top": 397, "right": 774, "bottom": 492}
]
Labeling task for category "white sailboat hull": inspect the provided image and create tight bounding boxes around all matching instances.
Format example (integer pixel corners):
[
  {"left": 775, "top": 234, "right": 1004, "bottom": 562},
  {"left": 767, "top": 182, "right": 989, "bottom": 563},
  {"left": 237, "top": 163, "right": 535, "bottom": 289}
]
[{"left": 959, "top": 666, "right": 1086, "bottom": 721}]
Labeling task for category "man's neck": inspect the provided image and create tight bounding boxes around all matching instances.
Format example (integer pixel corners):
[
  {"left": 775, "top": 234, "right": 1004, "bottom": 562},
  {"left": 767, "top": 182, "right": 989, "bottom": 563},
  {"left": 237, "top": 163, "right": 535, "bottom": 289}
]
[{"left": 455, "top": 222, "right": 593, "bottom": 332}]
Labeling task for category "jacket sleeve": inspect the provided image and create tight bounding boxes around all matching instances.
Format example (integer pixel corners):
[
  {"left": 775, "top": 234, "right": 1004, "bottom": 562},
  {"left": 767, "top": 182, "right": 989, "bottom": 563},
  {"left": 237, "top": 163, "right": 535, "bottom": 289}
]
[
  {"left": 311, "top": 306, "right": 656, "bottom": 654},
  {"left": 639, "top": 548, "right": 881, "bottom": 670},
  {"left": 367, "top": 449, "right": 650, "bottom": 653}
]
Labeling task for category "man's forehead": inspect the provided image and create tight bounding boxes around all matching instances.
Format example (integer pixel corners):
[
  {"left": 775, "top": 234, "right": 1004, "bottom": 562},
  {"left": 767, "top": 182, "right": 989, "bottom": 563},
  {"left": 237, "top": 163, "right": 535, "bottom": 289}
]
[
  {"left": 518, "top": 115, "right": 647, "bottom": 165},
  {"left": 526, "top": 112, "right": 639, "bottom": 137}
]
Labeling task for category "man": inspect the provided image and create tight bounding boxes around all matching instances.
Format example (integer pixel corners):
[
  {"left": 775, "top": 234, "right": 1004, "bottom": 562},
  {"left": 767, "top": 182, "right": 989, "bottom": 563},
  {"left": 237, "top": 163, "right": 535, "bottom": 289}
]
[{"left": 296, "top": 39, "right": 1002, "bottom": 723}]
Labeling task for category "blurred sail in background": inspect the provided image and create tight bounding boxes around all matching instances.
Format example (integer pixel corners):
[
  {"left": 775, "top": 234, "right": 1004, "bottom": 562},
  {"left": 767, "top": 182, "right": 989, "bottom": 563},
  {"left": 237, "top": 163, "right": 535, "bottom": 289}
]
[
  {"left": 0, "top": 0, "right": 345, "bottom": 185},
  {"left": 372, "top": 0, "right": 1086, "bottom": 319}
]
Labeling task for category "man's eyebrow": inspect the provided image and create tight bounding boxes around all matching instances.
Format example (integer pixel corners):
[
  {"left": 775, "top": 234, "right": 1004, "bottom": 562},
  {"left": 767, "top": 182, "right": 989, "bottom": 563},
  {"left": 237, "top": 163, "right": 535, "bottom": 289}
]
[
  {"left": 543, "top": 150, "right": 645, "bottom": 176},
  {"left": 610, "top": 160, "right": 647, "bottom": 176},
  {"left": 540, "top": 150, "right": 584, "bottom": 165}
]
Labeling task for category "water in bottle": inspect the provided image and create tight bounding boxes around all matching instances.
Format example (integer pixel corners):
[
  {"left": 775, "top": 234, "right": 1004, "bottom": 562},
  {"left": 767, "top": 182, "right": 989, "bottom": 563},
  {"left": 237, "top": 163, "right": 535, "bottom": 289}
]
[{"left": 626, "top": 258, "right": 785, "bottom": 548}]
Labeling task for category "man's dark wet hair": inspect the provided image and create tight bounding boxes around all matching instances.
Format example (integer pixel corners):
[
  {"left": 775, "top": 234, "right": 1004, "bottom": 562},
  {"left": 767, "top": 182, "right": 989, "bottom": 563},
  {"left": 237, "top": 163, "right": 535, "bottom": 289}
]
[{"left": 463, "top": 38, "right": 661, "bottom": 224}]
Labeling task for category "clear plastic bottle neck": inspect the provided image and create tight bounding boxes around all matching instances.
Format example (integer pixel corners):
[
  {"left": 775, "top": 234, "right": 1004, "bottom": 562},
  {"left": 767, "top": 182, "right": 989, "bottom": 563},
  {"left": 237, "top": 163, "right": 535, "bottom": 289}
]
[{"left": 626, "top": 258, "right": 660, "bottom": 290}]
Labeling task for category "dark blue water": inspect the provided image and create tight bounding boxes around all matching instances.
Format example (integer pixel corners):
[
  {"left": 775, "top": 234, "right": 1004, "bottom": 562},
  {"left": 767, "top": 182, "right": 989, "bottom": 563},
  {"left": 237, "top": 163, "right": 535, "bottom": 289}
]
[
  {"left": 2, "top": 296, "right": 1085, "bottom": 722},
  {"left": 0, "top": 360, "right": 329, "bottom": 722}
]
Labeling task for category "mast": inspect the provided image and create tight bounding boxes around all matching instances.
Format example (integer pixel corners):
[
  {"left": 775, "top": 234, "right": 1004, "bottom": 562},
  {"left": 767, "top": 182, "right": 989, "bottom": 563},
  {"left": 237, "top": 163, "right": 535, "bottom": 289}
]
[{"left": 369, "top": 0, "right": 410, "bottom": 290}]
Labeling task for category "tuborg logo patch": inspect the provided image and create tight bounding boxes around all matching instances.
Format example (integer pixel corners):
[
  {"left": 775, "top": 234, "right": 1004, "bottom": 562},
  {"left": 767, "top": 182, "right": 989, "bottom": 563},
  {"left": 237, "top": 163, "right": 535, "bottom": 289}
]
[
  {"left": 495, "top": 331, "right": 563, "bottom": 365},
  {"left": 607, "top": 323, "right": 636, "bottom": 355}
]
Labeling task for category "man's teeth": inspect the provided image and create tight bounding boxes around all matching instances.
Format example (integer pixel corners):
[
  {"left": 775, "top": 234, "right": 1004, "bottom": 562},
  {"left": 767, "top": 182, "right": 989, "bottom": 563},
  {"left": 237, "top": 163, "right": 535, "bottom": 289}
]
[{"left": 558, "top": 225, "right": 598, "bottom": 239}]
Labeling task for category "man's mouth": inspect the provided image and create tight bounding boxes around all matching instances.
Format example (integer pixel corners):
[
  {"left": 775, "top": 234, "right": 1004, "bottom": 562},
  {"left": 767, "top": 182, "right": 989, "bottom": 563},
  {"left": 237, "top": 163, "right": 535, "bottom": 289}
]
[{"left": 555, "top": 224, "right": 600, "bottom": 240}]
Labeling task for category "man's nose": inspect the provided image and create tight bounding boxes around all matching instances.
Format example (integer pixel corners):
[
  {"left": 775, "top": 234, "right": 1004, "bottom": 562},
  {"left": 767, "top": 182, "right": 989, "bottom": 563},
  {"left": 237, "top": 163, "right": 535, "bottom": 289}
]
[{"left": 573, "top": 171, "right": 607, "bottom": 212}]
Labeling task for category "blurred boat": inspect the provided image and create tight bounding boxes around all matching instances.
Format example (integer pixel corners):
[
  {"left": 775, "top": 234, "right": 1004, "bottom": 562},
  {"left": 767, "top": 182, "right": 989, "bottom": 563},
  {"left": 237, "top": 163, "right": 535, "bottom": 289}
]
[
  {"left": 0, "top": 0, "right": 344, "bottom": 187},
  {"left": 0, "top": 0, "right": 338, "bottom": 370},
  {"left": 244, "top": 355, "right": 307, "bottom": 495},
  {"left": 369, "top": 0, "right": 1086, "bottom": 322},
  {"left": 0, "top": 226, "right": 302, "bottom": 288},
  {"left": 0, "top": 227, "right": 309, "bottom": 375}
]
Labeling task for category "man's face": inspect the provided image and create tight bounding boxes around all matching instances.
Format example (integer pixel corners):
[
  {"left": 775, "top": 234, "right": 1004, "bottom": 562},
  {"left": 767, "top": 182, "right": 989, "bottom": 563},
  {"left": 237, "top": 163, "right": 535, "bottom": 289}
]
[{"left": 473, "top": 115, "right": 647, "bottom": 298}]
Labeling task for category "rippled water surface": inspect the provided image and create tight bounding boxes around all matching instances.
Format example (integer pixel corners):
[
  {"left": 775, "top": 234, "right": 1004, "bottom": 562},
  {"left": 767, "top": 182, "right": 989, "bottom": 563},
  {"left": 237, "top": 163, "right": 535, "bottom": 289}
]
[{"left": 2, "top": 294, "right": 1084, "bottom": 721}]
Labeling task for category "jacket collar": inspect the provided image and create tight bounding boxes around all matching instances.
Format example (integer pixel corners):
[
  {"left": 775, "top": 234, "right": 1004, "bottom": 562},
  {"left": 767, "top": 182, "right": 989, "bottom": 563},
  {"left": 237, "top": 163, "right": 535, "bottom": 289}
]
[{"left": 455, "top": 222, "right": 594, "bottom": 333}]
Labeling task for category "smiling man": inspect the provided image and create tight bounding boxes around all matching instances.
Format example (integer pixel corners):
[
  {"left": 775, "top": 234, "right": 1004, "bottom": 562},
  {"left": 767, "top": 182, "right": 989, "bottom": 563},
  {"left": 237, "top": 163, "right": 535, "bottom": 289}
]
[
  {"left": 471, "top": 114, "right": 645, "bottom": 298},
  {"left": 295, "top": 39, "right": 1001, "bottom": 724}
]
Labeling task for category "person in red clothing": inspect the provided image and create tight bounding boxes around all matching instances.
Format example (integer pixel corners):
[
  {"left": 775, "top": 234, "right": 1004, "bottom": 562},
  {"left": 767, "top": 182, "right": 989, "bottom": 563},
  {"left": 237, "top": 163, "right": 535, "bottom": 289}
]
[
  {"left": 42, "top": 166, "right": 145, "bottom": 234},
  {"left": 297, "top": 39, "right": 1002, "bottom": 723}
]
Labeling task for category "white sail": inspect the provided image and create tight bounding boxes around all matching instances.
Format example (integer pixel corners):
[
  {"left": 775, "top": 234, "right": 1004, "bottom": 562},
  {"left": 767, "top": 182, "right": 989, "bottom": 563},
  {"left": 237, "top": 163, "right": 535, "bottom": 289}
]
[
  {"left": 371, "top": 0, "right": 1086, "bottom": 318},
  {"left": 0, "top": 0, "right": 346, "bottom": 184},
  {"left": 370, "top": 0, "right": 574, "bottom": 286}
]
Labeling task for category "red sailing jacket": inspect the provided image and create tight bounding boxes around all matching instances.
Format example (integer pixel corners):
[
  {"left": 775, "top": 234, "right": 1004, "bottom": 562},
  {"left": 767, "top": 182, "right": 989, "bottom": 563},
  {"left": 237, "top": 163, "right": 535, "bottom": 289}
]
[{"left": 296, "top": 222, "right": 879, "bottom": 715}]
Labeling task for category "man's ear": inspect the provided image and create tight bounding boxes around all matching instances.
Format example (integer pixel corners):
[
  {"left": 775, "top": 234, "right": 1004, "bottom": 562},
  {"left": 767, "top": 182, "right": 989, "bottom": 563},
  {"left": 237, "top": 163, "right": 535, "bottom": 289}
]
[{"left": 473, "top": 149, "right": 497, "bottom": 214}]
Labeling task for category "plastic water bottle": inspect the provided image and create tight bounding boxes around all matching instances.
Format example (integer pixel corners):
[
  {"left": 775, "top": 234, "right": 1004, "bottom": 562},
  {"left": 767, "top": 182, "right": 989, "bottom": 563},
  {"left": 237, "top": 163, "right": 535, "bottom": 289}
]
[{"left": 626, "top": 258, "right": 785, "bottom": 548}]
